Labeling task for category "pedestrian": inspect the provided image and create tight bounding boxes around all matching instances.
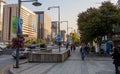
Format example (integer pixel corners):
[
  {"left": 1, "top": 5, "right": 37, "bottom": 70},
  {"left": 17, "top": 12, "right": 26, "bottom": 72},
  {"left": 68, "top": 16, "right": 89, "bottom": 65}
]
[
  {"left": 70, "top": 43, "right": 73, "bottom": 51},
  {"left": 84, "top": 45, "right": 90, "bottom": 55},
  {"left": 80, "top": 44, "right": 86, "bottom": 60},
  {"left": 66, "top": 43, "right": 69, "bottom": 49},
  {"left": 73, "top": 43, "right": 76, "bottom": 51},
  {"left": 111, "top": 46, "right": 120, "bottom": 74}
]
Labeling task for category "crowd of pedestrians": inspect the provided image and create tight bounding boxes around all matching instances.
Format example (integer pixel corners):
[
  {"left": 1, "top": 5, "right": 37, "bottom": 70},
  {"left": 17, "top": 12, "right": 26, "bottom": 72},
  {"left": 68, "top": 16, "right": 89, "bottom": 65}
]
[
  {"left": 66, "top": 43, "right": 90, "bottom": 60},
  {"left": 65, "top": 42, "right": 120, "bottom": 74}
]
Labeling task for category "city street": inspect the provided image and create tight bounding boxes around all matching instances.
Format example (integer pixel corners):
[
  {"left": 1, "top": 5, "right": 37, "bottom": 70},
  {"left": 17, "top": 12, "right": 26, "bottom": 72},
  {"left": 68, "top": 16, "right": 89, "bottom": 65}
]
[
  {"left": 1, "top": 0, "right": 120, "bottom": 74},
  {"left": 0, "top": 55, "right": 14, "bottom": 71},
  {"left": 0, "top": 52, "right": 27, "bottom": 74},
  {"left": 9, "top": 47, "right": 116, "bottom": 74}
]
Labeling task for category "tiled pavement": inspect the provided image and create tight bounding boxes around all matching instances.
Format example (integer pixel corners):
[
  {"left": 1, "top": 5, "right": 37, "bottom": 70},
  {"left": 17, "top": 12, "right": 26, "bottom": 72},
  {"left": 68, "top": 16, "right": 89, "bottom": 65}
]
[{"left": 10, "top": 47, "right": 116, "bottom": 74}]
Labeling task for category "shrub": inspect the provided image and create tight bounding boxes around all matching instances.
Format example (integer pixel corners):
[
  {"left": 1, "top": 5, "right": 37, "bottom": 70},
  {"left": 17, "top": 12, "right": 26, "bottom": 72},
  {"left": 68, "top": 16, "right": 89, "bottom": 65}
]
[{"left": 12, "top": 35, "right": 25, "bottom": 48}]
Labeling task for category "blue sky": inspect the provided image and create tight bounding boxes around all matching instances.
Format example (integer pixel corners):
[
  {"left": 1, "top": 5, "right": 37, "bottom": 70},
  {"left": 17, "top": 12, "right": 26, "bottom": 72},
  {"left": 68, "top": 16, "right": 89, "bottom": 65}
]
[{"left": 5, "top": 0, "right": 117, "bottom": 33}]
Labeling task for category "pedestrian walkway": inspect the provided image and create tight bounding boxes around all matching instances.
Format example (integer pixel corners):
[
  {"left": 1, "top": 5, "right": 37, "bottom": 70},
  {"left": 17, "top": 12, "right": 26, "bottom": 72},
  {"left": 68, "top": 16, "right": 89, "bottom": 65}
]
[{"left": 10, "top": 47, "right": 115, "bottom": 74}]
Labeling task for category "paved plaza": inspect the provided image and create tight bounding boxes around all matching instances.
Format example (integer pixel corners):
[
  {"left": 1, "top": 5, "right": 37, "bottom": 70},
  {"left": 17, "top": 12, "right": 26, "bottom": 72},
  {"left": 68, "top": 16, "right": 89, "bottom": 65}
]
[{"left": 10, "top": 47, "right": 115, "bottom": 74}]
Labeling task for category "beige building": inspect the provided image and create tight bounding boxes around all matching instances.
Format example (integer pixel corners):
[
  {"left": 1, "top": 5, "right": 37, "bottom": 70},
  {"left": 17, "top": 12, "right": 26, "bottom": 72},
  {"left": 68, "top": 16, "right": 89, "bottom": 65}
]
[
  {"left": 35, "top": 11, "right": 51, "bottom": 39},
  {"left": 0, "top": 0, "right": 6, "bottom": 40},
  {"left": 2, "top": 4, "right": 38, "bottom": 41}
]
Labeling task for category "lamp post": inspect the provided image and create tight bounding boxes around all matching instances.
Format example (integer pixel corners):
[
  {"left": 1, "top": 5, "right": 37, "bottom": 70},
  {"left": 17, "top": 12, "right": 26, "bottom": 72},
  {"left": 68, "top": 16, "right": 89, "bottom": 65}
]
[
  {"left": 48, "top": 6, "right": 60, "bottom": 35},
  {"left": 16, "top": 0, "right": 41, "bottom": 68}
]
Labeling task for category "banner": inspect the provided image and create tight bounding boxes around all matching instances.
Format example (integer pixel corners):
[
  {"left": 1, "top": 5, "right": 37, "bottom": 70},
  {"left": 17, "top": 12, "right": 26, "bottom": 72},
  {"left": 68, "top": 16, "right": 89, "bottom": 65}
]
[
  {"left": 18, "top": 17, "right": 23, "bottom": 35},
  {"left": 11, "top": 16, "right": 17, "bottom": 37}
]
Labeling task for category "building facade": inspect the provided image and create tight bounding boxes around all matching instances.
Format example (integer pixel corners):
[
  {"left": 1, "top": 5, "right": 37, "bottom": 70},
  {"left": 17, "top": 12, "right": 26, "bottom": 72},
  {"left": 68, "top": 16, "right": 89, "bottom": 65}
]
[
  {"left": 118, "top": 0, "right": 120, "bottom": 7},
  {"left": 0, "top": 0, "right": 6, "bottom": 41},
  {"left": 61, "top": 30, "right": 66, "bottom": 42},
  {"left": 35, "top": 11, "right": 51, "bottom": 39},
  {"left": 2, "top": 4, "right": 38, "bottom": 41},
  {"left": 51, "top": 21, "right": 58, "bottom": 38}
]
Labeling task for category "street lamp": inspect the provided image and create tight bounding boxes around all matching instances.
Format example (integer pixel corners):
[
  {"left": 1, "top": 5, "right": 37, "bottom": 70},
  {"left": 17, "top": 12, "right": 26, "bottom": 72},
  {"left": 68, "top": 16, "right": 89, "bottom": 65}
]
[
  {"left": 48, "top": 6, "right": 61, "bottom": 52},
  {"left": 16, "top": 0, "right": 42, "bottom": 68},
  {"left": 48, "top": 6, "right": 60, "bottom": 35},
  {"left": 61, "top": 21, "right": 68, "bottom": 35}
]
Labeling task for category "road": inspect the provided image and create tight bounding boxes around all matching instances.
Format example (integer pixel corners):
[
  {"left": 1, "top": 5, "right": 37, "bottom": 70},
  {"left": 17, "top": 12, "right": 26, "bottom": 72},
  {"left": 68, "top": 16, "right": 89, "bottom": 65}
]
[{"left": 0, "top": 55, "right": 27, "bottom": 74}]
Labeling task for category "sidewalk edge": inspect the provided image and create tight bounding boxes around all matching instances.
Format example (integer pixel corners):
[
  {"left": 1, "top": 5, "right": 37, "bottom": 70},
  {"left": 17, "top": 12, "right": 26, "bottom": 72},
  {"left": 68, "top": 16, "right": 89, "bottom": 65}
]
[{"left": 9, "top": 61, "right": 28, "bottom": 74}]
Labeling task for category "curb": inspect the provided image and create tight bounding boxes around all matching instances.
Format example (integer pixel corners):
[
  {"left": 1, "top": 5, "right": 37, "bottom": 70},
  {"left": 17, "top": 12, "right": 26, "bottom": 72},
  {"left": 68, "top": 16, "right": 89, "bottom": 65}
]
[
  {"left": 9, "top": 61, "right": 28, "bottom": 74},
  {"left": 9, "top": 67, "right": 16, "bottom": 74}
]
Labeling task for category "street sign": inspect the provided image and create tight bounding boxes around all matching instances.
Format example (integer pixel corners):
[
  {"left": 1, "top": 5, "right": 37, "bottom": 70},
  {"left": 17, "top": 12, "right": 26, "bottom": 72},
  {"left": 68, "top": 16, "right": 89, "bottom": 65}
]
[{"left": 56, "top": 35, "right": 62, "bottom": 42}]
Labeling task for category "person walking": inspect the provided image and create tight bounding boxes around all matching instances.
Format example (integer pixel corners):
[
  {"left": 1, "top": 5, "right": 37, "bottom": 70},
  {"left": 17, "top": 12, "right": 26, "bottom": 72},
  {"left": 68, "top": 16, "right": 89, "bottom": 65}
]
[
  {"left": 80, "top": 44, "right": 86, "bottom": 60},
  {"left": 84, "top": 45, "right": 90, "bottom": 55},
  {"left": 70, "top": 43, "right": 73, "bottom": 51},
  {"left": 111, "top": 46, "right": 120, "bottom": 74},
  {"left": 66, "top": 43, "right": 69, "bottom": 49},
  {"left": 73, "top": 43, "right": 76, "bottom": 51}
]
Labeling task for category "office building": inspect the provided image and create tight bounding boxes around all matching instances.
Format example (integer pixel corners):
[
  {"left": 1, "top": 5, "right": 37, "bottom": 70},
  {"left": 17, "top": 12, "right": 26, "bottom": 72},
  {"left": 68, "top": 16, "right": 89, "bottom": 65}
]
[
  {"left": 0, "top": 0, "right": 6, "bottom": 41},
  {"left": 61, "top": 30, "right": 66, "bottom": 42},
  {"left": 2, "top": 4, "right": 38, "bottom": 41},
  {"left": 118, "top": 0, "right": 120, "bottom": 7},
  {"left": 51, "top": 21, "right": 58, "bottom": 38},
  {"left": 35, "top": 11, "right": 51, "bottom": 39}
]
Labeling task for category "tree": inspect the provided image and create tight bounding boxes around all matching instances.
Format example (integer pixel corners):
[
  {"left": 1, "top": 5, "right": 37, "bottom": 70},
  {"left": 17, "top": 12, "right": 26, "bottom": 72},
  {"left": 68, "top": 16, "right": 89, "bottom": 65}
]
[
  {"left": 12, "top": 35, "right": 25, "bottom": 48},
  {"left": 71, "top": 31, "right": 80, "bottom": 43},
  {"left": 78, "top": 7, "right": 100, "bottom": 43},
  {"left": 77, "top": 1, "right": 120, "bottom": 52}
]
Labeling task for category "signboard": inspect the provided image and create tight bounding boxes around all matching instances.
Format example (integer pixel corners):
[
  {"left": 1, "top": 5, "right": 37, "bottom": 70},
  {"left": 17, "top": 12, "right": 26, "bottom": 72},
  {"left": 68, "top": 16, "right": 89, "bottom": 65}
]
[{"left": 56, "top": 35, "right": 62, "bottom": 42}]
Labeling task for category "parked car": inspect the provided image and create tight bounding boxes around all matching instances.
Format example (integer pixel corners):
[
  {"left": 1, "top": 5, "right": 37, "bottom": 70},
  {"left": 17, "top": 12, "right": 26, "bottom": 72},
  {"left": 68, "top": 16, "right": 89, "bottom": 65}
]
[
  {"left": 27, "top": 42, "right": 39, "bottom": 49},
  {"left": 0, "top": 44, "right": 7, "bottom": 49},
  {"left": 0, "top": 48, "right": 3, "bottom": 55},
  {"left": 12, "top": 48, "right": 31, "bottom": 59}
]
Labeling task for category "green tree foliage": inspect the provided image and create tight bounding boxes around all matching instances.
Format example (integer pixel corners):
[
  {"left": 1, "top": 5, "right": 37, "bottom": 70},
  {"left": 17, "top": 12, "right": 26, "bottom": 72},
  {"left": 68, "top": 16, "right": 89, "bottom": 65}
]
[
  {"left": 37, "top": 39, "right": 46, "bottom": 43},
  {"left": 71, "top": 31, "right": 80, "bottom": 43},
  {"left": 77, "top": 1, "right": 120, "bottom": 51},
  {"left": 12, "top": 35, "right": 25, "bottom": 48}
]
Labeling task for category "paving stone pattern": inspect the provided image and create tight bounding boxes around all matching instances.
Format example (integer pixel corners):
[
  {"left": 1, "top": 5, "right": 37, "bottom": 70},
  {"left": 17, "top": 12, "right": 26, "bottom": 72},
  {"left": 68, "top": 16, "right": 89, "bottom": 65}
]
[{"left": 12, "top": 47, "right": 115, "bottom": 74}]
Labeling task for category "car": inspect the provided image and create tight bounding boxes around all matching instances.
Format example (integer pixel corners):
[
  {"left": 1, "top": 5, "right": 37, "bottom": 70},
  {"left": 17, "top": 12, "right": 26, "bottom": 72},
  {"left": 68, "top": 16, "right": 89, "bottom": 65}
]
[
  {"left": 0, "top": 44, "right": 7, "bottom": 49},
  {"left": 12, "top": 48, "right": 31, "bottom": 59},
  {"left": 0, "top": 49, "right": 3, "bottom": 55},
  {"left": 27, "top": 42, "right": 39, "bottom": 49}
]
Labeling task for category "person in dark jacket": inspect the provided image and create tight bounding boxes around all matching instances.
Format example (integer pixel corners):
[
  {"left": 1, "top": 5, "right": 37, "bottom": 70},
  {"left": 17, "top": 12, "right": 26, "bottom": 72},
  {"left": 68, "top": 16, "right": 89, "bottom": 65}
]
[
  {"left": 73, "top": 43, "right": 76, "bottom": 51},
  {"left": 66, "top": 43, "right": 69, "bottom": 49},
  {"left": 80, "top": 44, "right": 86, "bottom": 60},
  {"left": 111, "top": 46, "right": 120, "bottom": 74}
]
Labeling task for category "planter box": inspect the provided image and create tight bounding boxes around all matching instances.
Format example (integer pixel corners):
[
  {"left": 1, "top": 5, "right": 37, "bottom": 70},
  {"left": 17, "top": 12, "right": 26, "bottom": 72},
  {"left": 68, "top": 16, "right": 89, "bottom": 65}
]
[{"left": 28, "top": 50, "right": 70, "bottom": 63}]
